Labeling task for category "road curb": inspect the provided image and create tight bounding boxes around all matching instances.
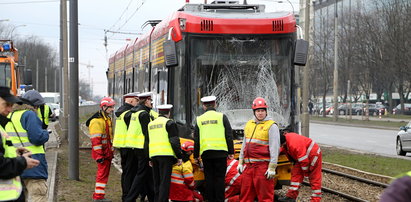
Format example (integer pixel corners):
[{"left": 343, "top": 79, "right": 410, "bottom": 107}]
[
  {"left": 310, "top": 120, "right": 398, "bottom": 130},
  {"left": 47, "top": 151, "right": 58, "bottom": 202}
]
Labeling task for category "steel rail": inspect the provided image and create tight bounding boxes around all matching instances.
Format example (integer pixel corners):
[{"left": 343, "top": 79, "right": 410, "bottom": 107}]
[
  {"left": 322, "top": 168, "right": 389, "bottom": 188},
  {"left": 303, "top": 181, "right": 369, "bottom": 202}
]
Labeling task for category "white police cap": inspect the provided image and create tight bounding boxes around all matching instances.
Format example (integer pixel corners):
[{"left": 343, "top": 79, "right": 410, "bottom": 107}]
[
  {"left": 123, "top": 92, "right": 139, "bottom": 98},
  {"left": 137, "top": 92, "right": 153, "bottom": 99},
  {"left": 157, "top": 104, "right": 173, "bottom": 111},
  {"left": 200, "top": 95, "right": 217, "bottom": 103}
]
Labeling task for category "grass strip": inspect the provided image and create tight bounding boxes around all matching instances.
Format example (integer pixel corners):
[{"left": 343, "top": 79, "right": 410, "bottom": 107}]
[
  {"left": 322, "top": 146, "right": 411, "bottom": 177},
  {"left": 311, "top": 116, "right": 406, "bottom": 129}
]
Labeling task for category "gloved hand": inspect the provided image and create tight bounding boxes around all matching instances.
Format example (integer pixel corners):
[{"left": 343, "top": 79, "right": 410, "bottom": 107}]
[
  {"left": 96, "top": 158, "right": 104, "bottom": 163},
  {"left": 236, "top": 159, "right": 245, "bottom": 174},
  {"left": 265, "top": 163, "right": 277, "bottom": 180}
]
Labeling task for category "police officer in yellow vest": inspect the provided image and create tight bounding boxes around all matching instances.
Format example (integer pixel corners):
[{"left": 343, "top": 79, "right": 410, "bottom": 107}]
[
  {"left": 148, "top": 104, "right": 182, "bottom": 202},
  {"left": 113, "top": 92, "right": 140, "bottom": 201},
  {"left": 124, "top": 92, "right": 154, "bottom": 202},
  {"left": 5, "top": 90, "right": 49, "bottom": 202},
  {"left": 194, "top": 95, "right": 234, "bottom": 202},
  {"left": 0, "top": 86, "right": 39, "bottom": 202}
]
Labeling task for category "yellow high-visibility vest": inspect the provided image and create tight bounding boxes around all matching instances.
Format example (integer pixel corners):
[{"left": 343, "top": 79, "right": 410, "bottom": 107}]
[
  {"left": 196, "top": 110, "right": 227, "bottom": 156},
  {"left": 0, "top": 125, "right": 23, "bottom": 201},
  {"left": 37, "top": 105, "right": 50, "bottom": 126},
  {"left": 113, "top": 110, "right": 129, "bottom": 148},
  {"left": 126, "top": 110, "right": 145, "bottom": 148},
  {"left": 5, "top": 110, "right": 45, "bottom": 154},
  {"left": 150, "top": 110, "right": 159, "bottom": 120},
  {"left": 148, "top": 117, "right": 175, "bottom": 158}
]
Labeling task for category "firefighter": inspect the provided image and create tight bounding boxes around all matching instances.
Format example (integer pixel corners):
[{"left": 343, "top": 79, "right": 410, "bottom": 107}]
[
  {"left": 169, "top": 141, "right": 203, "bottom": 202},
  {"left": 0, "top": 86, "right": 39, "bottom": 202},
  {"left": 86, "top": 97, "right": 116, "bottom": 202},
  {"left": 113, "top": 92, "right": 139, "bottom": 201},
  {"left": 278, "top": 130, "right": 322, "bottom": 202},
  {"left": 5, "top": 90, "right": 49, "bottom": 202},
  {"left": 236, "top": 97, "right": 280, "bottom": 202},
  {"left": 225, "top": 158, "right": 242, "bottom": 202},
  {"left": 148, "top": 104, "right": 182, "bottom": 202},
  {"left": 194, "top": 95, "right": 235, "bottom": 202},
  {"left": 124, "top": 92, "right": 154, "bottom": 202}
]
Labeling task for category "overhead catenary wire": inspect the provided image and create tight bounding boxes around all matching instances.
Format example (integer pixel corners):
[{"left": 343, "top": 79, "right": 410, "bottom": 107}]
[
  {"left": 107, "top": 0, "right": 146, "bottom": 39},
  {"left": 107, "top": 0, "right": 135, "bottom": 32},
  {"left": 0, "top": 0, "right": 59, "bottom": 5}
]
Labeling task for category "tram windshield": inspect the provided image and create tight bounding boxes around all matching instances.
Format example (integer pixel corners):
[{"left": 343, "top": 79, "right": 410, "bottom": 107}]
[{"left": 190, "top": 34, "right": 294, "bottom": 129}]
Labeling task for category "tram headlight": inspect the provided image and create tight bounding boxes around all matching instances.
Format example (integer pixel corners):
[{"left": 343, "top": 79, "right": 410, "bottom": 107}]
[{"left": 179, "top": 18, "right": 186, "bottom": 30}]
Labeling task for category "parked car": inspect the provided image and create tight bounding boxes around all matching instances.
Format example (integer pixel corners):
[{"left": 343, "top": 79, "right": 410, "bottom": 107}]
[
  {"left": 337, "top": 103, "right": 363, "bottom": 115},
  {"left": 320, "top": 104, "right": 333, "bottom": 115},
  {"left": 393, "top": 103, "right": 411, "bottom": 115},
  {"left": 364, "top": 104, "right": 386, "bottom": 116},
  {"left": 46, "top": 103, "right": 60, "bottom": 121},
  {"left": 396, "top": 121, "right": 411, "bottom": 156}
]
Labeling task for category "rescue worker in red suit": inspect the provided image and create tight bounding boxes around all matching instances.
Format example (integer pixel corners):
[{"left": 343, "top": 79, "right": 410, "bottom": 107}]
[
  {"left": 86, "top": 97, "right": 116, "bottom": 202},
  {"left": 278, "top": 130, "right": 322, "bottom": 202},
  {"left": 169, "top": 141, "right": 203, "bottom": 202},
  {"left": 237, "top": 97, "right": 281, "bottom": 202},
  {"left": 225, "top": 158, "right": 242, "bottom": 202}
]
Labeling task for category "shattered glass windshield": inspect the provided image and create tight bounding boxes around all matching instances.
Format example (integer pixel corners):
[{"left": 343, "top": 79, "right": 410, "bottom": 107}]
[{"left": 191, "top": 35, "right": 294, "bottom": 129}]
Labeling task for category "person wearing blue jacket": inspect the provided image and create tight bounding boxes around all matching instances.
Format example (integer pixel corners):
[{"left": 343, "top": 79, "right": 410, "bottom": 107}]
[{"left": 5, "top": 90, "right": 49, "bottom": 202}]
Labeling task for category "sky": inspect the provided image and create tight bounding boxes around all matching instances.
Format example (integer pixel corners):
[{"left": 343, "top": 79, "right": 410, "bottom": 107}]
[{"left": 0, "top": 0, "right": 299, "bottom": 97}]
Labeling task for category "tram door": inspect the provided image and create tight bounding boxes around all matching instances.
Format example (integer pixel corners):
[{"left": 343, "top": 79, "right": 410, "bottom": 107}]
[{"left": 152, "top": 68, "right": 168, "bottom": 108}]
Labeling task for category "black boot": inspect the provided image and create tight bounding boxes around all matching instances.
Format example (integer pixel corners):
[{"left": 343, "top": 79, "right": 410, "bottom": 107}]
[{"left": 278, "top": 196, "right": 296, "bottom": 202}]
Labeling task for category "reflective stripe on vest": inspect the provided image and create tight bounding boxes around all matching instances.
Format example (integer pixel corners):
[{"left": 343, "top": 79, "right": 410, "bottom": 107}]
[
  {"left": 197, "top": 111, "right": 227, "bottom": 156},
  {"left": 126, "top": 110, "right": 145, "bottom": 148},
  {"left": 5, "top": 110, "right": 45, "bottom": 154},
  {"left": 148, "top": 117, "right": 175, "bottom": 158},
  {"left": 243, "top": 119, "right": 275, "bottom": 163},
  {"left": 113, "top": 110, "right": 129, "bottom": 148},
  {"left": 37, "top": 105, "right": 49, "bottom": 126},
  {"left": 0, "top": 126, "right": 23, "bottom": 201}
]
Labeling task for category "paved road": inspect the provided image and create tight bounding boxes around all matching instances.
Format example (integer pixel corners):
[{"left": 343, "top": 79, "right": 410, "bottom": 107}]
[{"left": 310, "top": 122, "right": 411, "bottom": 159}]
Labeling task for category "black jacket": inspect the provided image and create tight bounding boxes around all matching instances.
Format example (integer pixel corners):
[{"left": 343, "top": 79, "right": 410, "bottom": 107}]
[
  {"left": 194, "top": 108, "right": 234, "bottom": 159},
  {"left": 115, "top": 103, "right": 135, "bottom": 129},
  {"left": 0, "top": 115, "right": 27, "bottom": 179}
]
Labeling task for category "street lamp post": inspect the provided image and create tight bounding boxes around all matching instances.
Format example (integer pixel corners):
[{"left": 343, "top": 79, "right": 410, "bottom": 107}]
[{"left": 10, "top": 25, "right": 26, "bottom": 40}]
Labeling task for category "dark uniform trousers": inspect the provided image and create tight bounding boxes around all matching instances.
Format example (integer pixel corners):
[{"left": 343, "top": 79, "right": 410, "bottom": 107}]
[
  {"left": 203, "top": 157, "right": 227, "bottom": 202},
  {"left": 152, "top": 156, "right": 175, "bottom": 202},
  {"left": 124, "top": 149, "right": 154, "bottom": 202},
  {"left": 120, "top": 148, "right": 138, "bottom": 201}
]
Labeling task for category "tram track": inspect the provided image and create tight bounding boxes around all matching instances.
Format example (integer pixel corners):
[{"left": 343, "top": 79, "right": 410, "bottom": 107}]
[{"left": 294, "top": 163, "right": 392, "bottom": 202}]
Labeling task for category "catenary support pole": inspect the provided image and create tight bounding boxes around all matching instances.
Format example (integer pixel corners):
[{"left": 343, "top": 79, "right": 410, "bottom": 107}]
[
  {"left": 333, "top": 0, "right": 339, "bottom": 122},
  {"left": 301, "top": 0, "right": 310, "bottom": 137},
  {"left": 69, "top": 0, "right": 79, "bottom": 180},
  {"left": 60, "top": 0, "right": 69, "bottom": 142}
]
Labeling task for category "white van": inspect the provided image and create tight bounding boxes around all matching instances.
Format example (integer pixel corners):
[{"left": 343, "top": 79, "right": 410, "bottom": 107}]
[{"left": 40, "top": 92, "right": 60, "bottom": 104}]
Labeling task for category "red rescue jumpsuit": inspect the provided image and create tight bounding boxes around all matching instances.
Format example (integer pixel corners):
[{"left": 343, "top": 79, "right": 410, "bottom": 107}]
[
  {"left": 169, "top": 161, "right": 203, "bottom": 201},
  {"left": 225, "top": 159, "right": 242, "bottom": 202},
  {"left": 284, "top": 132, "right": 322, "bottom": 202},
  {"left": 88, "top": 111, "right": 114, "bottom": 200},
  {"left": 240, "top": 119, "right": 279, "bottom": 202}
]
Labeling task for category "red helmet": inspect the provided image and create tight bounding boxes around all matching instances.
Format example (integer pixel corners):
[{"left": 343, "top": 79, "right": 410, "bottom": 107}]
[
  {"left": 181, "top": 141, "right": 194, "bottom": 152},
  {"left": 100, "top": 97, "right": 116, "bottom": 108},
  {"left": 252, "top": 97, "right": 268, "bottom": 110}
]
